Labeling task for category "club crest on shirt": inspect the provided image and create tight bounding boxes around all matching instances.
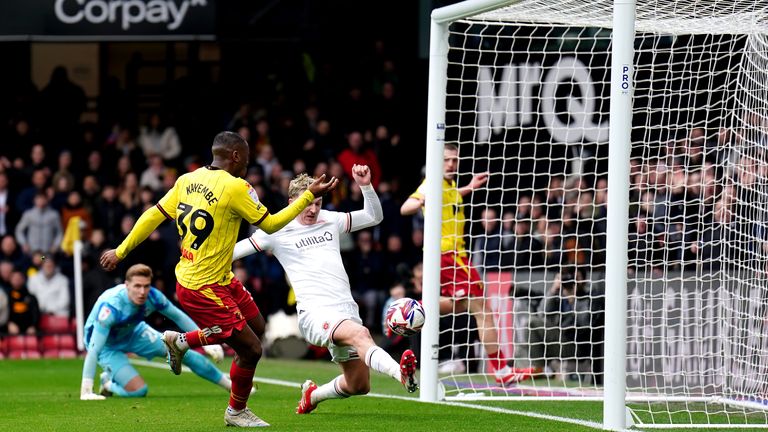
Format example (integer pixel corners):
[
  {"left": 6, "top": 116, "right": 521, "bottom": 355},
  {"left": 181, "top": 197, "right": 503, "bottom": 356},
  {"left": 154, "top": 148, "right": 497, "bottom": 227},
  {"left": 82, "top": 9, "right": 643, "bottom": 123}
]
[
  {"left": 322, "top": 322, "right": 329, "bottom": 331},
  {"left": 246, "top": 184, "right": 262, "bottom": 210},
  {"left": 98, "top": 306, "right": 111, "bottom": 321}
]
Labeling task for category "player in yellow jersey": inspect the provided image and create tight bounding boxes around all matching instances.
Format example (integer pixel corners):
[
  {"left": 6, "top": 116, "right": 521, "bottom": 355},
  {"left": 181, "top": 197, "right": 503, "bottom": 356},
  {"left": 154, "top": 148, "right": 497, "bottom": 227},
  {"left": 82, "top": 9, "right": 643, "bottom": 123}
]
[
  {"left": 100, "top": 131, "right": 337, "bottom": 427},
  {"left": 400, "top": 143, "right": 535, "bottom": 386}
]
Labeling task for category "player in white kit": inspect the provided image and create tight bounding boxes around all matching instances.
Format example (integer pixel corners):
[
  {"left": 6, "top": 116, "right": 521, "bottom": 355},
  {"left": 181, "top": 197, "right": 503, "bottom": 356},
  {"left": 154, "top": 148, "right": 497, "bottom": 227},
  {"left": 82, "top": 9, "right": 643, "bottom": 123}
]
[{"left": 233, "top": 164, "right": 418, "bottom": 414}]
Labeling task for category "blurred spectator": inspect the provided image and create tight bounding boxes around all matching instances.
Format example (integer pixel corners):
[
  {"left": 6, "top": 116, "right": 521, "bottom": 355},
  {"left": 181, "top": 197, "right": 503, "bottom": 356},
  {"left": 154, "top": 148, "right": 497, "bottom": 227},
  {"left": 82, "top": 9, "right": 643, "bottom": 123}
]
[
  {"left": 15, "top": 192, "right": 63, "bottom": 256},
  {"left": 348, "top": 230, "right": 386, "bottom": 331},
  {"left": 118, "top": 172, "right": 141, "bottom": 214},
  {"left": 472, "top": 207, "right": 502, "bottom": 273},
  {"left": 138, "top": 112, "right": 182, "bottom": 163},
  {"left": 27, "top": 257, "right": 70, "bottom": 318},
  {"left": 61, "top": 190, "right": 93, "bottom": 240},
  {"left": 15, "top": 168, "right": 48, "bottom": 214},
  {"left": 0, "top": 235, "right": 31, "bottom": 271},
  {"left": 51, "top": 150, "right": 76, "bottom": 194},
  {"left": 6, "top": 271, "right": 39, "bottom": 335},
  {"left": 0, "top": 260, "right": 13, "bottom": 290},
  {"left": 139, "top": 154, "right": 167, "bottom": 192},
  {"left": 83, "top": 150, "right": 110, "bottom": 187},
  {"left": 93, "top": 185, "right": 126, "bottom": 245},
  {"left": 38, "top": 66, "right": 86, "bottom": 146},
  {"left": 0, "top": 285, "right": 7, "bottom": 332},
  {"left": 523, "top": 269, "right": 595, "bottom": 377},
  {"left": 337, "top": 131, "right": 382, "bottom": 188},
  {"left": 81, "top": 175, "right": 101, "bottom": 214},
  {"left": 0, "top": 172, "right": 16, "bottom": 235}
]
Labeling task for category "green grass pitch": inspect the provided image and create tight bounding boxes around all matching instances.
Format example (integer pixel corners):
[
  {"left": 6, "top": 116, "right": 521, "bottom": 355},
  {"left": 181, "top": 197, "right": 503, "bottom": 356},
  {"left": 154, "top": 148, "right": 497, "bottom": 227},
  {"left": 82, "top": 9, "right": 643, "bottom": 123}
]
[{"left": 0, "top": 358, "right": 765, "bottom": 431}]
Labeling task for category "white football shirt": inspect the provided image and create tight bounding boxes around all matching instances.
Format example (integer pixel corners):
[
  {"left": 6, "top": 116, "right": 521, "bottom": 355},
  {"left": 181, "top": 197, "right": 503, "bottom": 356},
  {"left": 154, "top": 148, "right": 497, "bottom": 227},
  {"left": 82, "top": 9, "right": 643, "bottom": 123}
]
[
  {"left": 234, "top": 184, "right": 383, "bottom": 310},
  {"left": 248, "top": 210, "right": 354, "bottom": 309}
]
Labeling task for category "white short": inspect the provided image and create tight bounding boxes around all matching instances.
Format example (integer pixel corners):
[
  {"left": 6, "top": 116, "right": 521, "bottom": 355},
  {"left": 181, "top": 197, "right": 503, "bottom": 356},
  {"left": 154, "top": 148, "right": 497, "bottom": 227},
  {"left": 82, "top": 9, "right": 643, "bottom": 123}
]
[{"left": 298, "top": 302, "right": 362, "bottom": 363}]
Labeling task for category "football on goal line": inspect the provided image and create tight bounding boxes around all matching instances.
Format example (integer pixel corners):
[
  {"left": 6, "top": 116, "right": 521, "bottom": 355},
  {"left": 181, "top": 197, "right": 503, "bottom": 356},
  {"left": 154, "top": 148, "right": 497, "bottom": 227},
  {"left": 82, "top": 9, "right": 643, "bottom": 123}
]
[{"left": 385, "top": 297, "right": 425, "bottom": 337}]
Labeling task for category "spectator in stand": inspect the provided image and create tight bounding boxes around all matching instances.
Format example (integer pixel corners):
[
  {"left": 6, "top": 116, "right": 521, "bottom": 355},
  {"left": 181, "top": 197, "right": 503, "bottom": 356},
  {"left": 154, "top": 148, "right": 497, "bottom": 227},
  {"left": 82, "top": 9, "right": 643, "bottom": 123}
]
[
  {"left": 0, "top": 235, "right": 31, "bottom": 272},
  {"left": 0, "top": 172, "right": 16, "bottom": 236},
  {"left": 39, "top": 66, "right": 86, "bottom": 146},
  {"left": 6, "top": 270, "right": 40, "bottom": 335},
  {"left": 472, "top": 207, "right": 502, "bottom": 273},
  {"left": 139, "top": 154, "right": 166, "bottom": 192},
  {"left": 15, "top": 192, "right": 63, "bottom": 257},
  {"left": 93, "top": 185, "right": 126, "bottom": 246},
  {"left": 138, "top": 112, "right": 182, "bottom": 165},
  {"left": 15, "top": 168, "right": 48, "bottom": 214},
  {"left": 23, "top": 143, "right": 52, "bottom": 179},
  {"left": 0, "top": 260, "right": 13, "bottom": 290},
  {"left": 0, "top": 286, "right": 8, "bottom": 332},
  {"left": 81, "top": 175, "right": 102, "bottom": 214},
  {"left": 61, "top": 190, "right": 93, "bottom": 240},
  {"left": 348, "top": 229, "right": 386, "bottom": 331},
  {"left": 118, "top": 172, "right": 141, "bottom": 214},
  {"left": 84, "top": 151, "right": 110, "bottom": 188},
  {"left": 523, "top": 268, "right": 596, "bottom": 379},
  {"left": 27, "top": 256, "right": 70, "bottom": 318},
  {"left": 50, "top": 174, "right": 75, "bottom": 211},
  {"left": 256, "top": 145, "right": 279, "bottom": 185},
  {"left": 337, "top": 131, "right": 382, "bottom": 188}
]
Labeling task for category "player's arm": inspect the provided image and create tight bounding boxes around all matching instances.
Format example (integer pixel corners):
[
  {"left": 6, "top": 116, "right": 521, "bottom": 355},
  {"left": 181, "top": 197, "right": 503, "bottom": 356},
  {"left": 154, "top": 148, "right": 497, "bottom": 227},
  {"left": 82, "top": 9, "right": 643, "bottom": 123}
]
[
  {"left": 233, "top": 231, "right": 272, "bottom": 261},
  {"left": 236, "top": 175, "right": 338, "bottom": 234},
  {"left": 80, "top": 305, "right": 116, "bottom": 400},
  {"left": 400, "top": 185, "right": 425, "bottom": 216},
  {"left": 458, "top": 172, "right": 489, "bottom": 197},
  {"left": 100, "top": 184, "right": 180, "bottom": 271},
  {"left": 348, "top": 164, "right": 383, "bottom": 231}
]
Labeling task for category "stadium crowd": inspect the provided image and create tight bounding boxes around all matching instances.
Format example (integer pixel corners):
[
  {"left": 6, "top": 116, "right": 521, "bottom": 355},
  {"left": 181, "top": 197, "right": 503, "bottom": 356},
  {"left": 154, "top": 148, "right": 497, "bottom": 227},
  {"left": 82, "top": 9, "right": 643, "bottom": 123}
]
[{"left": 0, "top": 40, "right": 754, "bottom": 366}]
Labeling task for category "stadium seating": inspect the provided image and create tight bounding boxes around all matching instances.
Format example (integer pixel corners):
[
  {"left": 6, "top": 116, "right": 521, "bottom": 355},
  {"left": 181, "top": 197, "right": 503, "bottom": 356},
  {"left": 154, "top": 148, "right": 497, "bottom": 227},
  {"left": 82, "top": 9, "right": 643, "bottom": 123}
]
[
  {"left": 6, "top": 335, "right": 41, "bottom": 359},
  {"left": 40, "top": 315, "right": 72, "bottom": 334}
]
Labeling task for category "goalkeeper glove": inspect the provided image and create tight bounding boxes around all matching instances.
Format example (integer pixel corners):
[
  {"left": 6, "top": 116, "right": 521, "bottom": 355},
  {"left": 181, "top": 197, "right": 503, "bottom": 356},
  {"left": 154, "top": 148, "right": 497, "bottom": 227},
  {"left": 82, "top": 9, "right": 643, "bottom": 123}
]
[
  {"left": 80, "top": 378, "right": 106, "bottom": 401},
  {"left": 203, "top": 344, "right": 224, "bottom": 363}
]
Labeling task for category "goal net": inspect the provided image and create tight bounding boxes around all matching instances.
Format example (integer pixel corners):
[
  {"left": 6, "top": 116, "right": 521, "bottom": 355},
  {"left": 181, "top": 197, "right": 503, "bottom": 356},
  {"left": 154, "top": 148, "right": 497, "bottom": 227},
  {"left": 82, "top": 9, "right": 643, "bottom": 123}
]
[{"left": 425, "top": 0, "right": 768, "bottom": 428}]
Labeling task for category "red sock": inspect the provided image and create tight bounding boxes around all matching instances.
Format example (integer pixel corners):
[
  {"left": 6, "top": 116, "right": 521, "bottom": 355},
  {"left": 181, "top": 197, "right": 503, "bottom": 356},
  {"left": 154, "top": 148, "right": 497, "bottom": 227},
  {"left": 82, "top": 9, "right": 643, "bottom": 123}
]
[
  {"left": 228, "top": 361, "right": 255, "bottom": 410},
  {"left": 183, "top": 330, "right": 205, "bottom": 348},
  {"left": 488, "top": 351, "right": 507, "bottom": 372}
]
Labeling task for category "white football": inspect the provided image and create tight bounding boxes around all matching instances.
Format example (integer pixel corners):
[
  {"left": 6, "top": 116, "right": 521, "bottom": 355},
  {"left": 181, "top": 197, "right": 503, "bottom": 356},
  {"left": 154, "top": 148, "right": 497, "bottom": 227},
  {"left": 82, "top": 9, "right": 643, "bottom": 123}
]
[{"left": 386, "top": 297, "right": 425, "bottom": 337}]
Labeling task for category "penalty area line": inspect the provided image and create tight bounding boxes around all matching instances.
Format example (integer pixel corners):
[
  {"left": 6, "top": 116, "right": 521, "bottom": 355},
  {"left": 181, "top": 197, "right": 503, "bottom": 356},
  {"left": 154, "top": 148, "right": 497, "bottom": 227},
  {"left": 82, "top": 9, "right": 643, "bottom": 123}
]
[{"left": 131, "top": 359, "right": 626, "bottom": 431}]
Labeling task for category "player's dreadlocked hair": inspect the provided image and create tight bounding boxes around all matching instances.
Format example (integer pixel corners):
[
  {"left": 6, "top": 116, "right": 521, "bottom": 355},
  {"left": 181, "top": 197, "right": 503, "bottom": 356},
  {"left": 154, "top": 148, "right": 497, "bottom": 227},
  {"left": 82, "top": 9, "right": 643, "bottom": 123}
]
[{"left": 288, "top": 173, "right": 315, "bottom": 199}]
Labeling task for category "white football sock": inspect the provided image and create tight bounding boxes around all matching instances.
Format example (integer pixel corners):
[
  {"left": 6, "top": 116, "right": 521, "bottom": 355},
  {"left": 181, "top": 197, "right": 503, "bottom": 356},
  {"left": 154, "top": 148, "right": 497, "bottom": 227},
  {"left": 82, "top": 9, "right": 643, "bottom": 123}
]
[
  {"left": 218, "top": 375, "right": 232, "bottom": 391},
  {"left": 311, "top": 375, "right": 350, "bottom": 405},
  {"left": 364, "top": 346, "right": 401, "bottom": 381},
  {"left": 175, "top": 332, "right": 190, "bottom": 350}
]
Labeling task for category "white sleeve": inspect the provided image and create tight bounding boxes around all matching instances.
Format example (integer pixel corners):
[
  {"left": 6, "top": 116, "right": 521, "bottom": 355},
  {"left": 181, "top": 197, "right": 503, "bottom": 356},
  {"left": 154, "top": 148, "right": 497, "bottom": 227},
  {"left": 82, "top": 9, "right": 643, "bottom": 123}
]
[
  {"left": 348, "top": 184, "right": 384, "bottom": 232},
  {"left": 233, "top": 232, "right": 272, "bottom": 260}
]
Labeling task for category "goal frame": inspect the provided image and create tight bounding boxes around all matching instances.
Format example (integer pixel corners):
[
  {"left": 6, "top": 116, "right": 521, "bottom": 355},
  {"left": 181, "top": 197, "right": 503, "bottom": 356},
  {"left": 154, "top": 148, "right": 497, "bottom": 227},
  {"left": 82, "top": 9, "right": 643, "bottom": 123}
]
[{"left": 420, "top": 0, "right": 634, "bottom": 430}]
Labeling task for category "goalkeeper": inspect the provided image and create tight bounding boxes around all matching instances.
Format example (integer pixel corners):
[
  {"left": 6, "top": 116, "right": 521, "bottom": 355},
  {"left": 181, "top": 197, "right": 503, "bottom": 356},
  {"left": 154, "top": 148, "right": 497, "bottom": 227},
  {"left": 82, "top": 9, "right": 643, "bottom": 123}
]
[
  {"left": 80, "top": 264, "right": 232, "bottom": 400},
  {"left": 400, "top": 143, "right": 535, "bottom": 385}
]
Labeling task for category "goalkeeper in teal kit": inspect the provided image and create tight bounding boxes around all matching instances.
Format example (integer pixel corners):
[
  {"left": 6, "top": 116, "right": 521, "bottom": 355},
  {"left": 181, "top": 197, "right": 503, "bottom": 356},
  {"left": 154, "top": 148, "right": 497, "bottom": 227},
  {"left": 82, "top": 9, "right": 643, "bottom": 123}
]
[{"left": 79, "top": 264, "right": 234, "bottom": 399}]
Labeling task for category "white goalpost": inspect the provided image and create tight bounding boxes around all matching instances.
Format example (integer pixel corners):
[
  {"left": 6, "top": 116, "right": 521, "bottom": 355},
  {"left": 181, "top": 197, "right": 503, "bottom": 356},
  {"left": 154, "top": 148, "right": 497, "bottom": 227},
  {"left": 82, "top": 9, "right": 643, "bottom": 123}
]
[{"left": 421, "top": 0, "right": 768, "bottom": 429}]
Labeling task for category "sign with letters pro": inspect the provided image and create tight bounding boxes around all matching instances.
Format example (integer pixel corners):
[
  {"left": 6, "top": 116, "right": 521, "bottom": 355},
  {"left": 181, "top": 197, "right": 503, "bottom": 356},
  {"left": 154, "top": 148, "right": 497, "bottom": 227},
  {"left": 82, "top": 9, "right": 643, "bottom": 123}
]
[{"left": 0, "top": 0, "right": 216, "bottom": 40}]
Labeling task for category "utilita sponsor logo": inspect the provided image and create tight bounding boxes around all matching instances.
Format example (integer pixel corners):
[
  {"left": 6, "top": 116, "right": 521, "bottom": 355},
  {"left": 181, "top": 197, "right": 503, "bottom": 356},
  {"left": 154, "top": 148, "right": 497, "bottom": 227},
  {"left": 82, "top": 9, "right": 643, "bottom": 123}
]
[
  {"left": 54, "top": 0, "right": 207, "bottom": 31},
  {"left": 295, "top": 231, "right": 333, "bottom": 249}
]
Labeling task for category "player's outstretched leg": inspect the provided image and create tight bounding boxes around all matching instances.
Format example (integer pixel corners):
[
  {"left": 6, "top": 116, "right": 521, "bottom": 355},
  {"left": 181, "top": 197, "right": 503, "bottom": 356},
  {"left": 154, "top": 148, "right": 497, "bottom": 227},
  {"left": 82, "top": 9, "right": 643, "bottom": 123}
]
[
  {"left": 162, "top": 330, "right": 188, "bottom": 375},
  {"left": 399, "top": 349, "right": 418, "bottom": 393},
  {"left": 296, "top": 380, "right": 319, "bottom": 414}
]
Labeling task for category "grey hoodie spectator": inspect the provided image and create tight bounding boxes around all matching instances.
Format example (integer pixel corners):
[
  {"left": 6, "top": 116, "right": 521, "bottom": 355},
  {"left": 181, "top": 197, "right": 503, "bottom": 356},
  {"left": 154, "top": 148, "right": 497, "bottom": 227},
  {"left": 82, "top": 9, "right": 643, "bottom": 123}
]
[{"left": 15, "top": 192, "right": 63, "bottom": 255}]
